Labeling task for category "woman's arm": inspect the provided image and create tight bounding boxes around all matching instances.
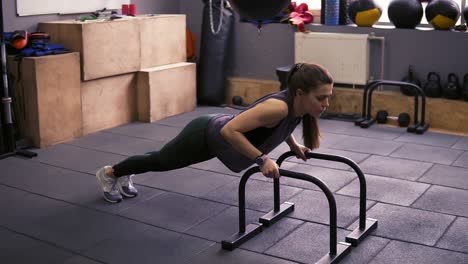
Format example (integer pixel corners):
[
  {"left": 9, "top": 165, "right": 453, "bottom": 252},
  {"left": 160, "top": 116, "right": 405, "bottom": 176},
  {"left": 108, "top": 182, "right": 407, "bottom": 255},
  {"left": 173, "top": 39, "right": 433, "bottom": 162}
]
[
  {"left": 220, "top": 99, "right": 288, "bottom": 160},
  {"left": 285, "top": 134, "right": 298, "bottom": 147},
  {"left": 286, "top": 133, "right": 311, "bottom": 161}
]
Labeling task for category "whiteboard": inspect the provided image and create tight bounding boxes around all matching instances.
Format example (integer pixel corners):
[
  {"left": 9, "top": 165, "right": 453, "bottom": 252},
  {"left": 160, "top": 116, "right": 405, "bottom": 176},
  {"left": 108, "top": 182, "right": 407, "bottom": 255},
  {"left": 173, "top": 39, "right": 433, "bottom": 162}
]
[{"left": 17, "top": 0, "right": 131, "bottom": 16}]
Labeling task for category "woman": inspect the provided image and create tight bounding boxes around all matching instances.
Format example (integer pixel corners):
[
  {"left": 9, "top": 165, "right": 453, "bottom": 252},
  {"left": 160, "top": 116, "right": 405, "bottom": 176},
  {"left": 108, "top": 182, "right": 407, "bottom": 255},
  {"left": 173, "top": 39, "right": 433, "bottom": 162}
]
[{"left": 96, "top": 63, "right": 333, "bottom": 203}]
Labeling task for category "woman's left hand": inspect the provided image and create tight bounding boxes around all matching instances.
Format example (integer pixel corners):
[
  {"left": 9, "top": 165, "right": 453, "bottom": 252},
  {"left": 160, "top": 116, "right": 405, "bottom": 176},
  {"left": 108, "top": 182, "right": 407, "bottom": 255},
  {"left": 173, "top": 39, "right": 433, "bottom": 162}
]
[{"left": 290, "top": 143, "right": 311, "bottom": 161}]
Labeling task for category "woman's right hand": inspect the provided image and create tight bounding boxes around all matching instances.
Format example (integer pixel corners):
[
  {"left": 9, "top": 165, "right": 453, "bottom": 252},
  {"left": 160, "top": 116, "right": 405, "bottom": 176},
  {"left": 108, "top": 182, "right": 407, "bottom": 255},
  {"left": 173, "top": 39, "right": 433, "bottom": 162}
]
[{"left": 261, "top": 158, "right": 280, "bottom": 179}]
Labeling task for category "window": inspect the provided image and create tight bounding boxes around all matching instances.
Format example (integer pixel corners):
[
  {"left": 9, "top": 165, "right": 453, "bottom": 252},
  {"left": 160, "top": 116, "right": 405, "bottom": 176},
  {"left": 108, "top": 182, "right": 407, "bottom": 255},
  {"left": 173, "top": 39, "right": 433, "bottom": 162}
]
[
  {"left": 300, "top": 0, "right": 321, "bottom": 10},
  {"left": 300, "top": 0, "right": 466, "bottom": 25}
]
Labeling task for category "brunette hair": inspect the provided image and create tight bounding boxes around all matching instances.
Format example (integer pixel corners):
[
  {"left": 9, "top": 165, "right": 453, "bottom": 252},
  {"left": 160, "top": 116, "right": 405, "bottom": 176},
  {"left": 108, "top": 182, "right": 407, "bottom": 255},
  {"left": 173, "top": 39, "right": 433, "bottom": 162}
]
[{"left": 287, "top": 63, "right": 333, "bottom": 149}]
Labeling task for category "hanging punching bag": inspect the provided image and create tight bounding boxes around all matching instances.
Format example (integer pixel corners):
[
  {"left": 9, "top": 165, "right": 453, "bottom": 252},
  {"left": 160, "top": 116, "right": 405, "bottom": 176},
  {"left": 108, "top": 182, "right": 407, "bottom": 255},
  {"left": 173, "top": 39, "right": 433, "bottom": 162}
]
[
  {"left": 229, "top": 0, "right": 290, "bottom": 21},
  {"left": 198, "top": 0, "right": 234, "bottom": 105}
]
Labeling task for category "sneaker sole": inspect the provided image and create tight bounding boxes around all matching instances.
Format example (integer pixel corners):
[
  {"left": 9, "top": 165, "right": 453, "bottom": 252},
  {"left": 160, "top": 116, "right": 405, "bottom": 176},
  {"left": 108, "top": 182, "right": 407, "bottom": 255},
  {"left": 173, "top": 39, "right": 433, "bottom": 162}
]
[
  {"left": 118, "top": 184, "right": 138, "bottom": 198},
  {"left": 102, "top": 194, "right": 122, "bottom": 203}
]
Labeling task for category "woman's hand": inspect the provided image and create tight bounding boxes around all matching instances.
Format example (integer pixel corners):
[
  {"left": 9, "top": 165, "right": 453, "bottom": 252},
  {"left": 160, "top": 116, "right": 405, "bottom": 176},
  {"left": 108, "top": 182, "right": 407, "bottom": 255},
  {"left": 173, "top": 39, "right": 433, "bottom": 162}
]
[
  {"left": 261, "top": 158, "right": 280, "bottom": 178},
  {"left": 290, "top": 143, "right": 311, "bottom": 161}
]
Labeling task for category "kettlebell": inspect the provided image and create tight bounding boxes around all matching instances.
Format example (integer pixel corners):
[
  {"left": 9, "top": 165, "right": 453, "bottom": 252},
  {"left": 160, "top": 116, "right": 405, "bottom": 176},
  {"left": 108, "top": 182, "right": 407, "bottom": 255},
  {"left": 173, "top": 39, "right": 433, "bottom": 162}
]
[
  {"left": 401, "top": 66, "right": 421, "bottom": 96},
  {"left": 424, "top": 72, "right": 442, "bottom": 98},
  {"left": 444, "top": 73, "right": 460, "bottom": 99},
  {"left": 462, "top": 73, "right": 468, "bottom": 101}
]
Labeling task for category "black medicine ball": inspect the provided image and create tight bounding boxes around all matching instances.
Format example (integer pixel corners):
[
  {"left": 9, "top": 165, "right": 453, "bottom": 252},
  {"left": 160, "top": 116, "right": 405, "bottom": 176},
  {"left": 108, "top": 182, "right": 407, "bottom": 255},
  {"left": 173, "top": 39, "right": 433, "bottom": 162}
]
[
  {"left": 348, "top": 0, "right": 382, "bottom": 27},
  {"left": 426, "top": 0, "right": 460, "bottom": 30}
]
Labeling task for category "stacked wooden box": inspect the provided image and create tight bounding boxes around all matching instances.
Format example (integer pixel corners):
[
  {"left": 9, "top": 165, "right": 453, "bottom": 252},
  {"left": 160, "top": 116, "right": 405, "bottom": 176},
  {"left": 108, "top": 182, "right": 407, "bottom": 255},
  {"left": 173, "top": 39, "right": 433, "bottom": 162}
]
[
  {"left": 8, "top": 15, "right": 196, "bottom": 147},
  {"left": 7, "top": 53, "right": 82, "bottom": 148}
]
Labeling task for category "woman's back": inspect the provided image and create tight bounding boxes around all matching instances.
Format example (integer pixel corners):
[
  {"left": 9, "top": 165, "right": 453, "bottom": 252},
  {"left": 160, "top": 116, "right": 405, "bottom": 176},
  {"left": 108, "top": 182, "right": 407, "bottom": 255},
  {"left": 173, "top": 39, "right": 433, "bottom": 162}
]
[{"left": 206, "top": 89, "right": 300, "bottom": 172}]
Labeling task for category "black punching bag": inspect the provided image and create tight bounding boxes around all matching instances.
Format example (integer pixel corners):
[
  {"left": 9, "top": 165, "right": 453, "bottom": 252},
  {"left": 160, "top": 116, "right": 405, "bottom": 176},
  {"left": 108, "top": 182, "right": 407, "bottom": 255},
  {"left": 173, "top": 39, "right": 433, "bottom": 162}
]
[
  {"left": 229, "top": 0, "right": 290, "bottom": 21},
  {"left": 198, "top": 0, "right": 234, "bottom": 105}
]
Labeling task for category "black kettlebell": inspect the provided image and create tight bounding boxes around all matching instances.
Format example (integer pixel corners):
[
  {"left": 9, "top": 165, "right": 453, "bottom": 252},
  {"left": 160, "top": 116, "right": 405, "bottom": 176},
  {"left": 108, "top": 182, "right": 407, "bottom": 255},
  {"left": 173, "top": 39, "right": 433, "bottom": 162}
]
[
  {"left": 462, "top": 73, "right": 468, "bottom": 101},
  {"left": 444, "top": 73, "right": 460, "bottom": 99},
  {"left": 424, "top": 72, "right": 442, "bottom": 98},
  {"left": 401, "top": 66, "right": 421, "bottom": 96}
]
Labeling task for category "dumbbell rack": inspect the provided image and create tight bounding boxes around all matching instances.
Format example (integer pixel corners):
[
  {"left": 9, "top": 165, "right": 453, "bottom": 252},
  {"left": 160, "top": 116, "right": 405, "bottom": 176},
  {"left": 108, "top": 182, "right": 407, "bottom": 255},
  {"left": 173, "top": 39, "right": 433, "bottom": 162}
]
[{"left": 355, "top": 80, "right": 430, "bottom": 134}]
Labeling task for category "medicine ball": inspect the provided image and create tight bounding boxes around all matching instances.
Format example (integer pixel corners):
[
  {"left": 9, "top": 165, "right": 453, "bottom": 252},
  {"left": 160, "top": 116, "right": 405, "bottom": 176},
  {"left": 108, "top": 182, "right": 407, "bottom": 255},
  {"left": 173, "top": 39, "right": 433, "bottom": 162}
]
[
  {"left": 348, "top": 0, "right": 382, "bottom": 27},
  {"left": 229, "top": 0, "right": 290, "bottom": 21},
  {"left": 426, "top": 0, "right": 460, "bottom": 30},
  {"left": 388, "top": 0, "right": 423, "bottom": 29}
]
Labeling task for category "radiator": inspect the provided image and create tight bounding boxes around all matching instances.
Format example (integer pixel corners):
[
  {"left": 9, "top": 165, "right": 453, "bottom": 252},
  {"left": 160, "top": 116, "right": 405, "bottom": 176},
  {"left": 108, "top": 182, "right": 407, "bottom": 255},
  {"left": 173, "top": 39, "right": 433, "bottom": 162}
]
[{"left": 295, "top": 32, "right": 371, "bottom": 86}]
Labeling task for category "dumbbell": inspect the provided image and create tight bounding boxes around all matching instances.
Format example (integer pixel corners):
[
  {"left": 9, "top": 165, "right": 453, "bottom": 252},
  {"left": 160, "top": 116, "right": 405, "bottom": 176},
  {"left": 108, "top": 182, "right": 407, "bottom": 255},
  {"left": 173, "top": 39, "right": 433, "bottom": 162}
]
[{"left": 376, "top": 110, "right": 411, "bottom": 127}]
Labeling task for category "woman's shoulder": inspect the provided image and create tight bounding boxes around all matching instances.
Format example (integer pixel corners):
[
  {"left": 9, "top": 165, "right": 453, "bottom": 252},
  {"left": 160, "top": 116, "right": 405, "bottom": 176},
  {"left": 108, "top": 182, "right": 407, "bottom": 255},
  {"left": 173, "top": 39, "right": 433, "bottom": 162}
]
[
  {"left": 261, "top": 97, "right": 289, "bottom": 109},
  {"left": 252, "top": 98, "right": 289, "bottom": 120}
]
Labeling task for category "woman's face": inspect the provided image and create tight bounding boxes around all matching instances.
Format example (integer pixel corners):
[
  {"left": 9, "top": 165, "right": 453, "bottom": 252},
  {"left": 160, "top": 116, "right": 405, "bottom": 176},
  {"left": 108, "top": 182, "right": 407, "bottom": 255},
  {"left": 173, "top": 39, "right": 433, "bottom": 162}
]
[{"left": 298, "top": 84, "right": 333, "bottom": 118}]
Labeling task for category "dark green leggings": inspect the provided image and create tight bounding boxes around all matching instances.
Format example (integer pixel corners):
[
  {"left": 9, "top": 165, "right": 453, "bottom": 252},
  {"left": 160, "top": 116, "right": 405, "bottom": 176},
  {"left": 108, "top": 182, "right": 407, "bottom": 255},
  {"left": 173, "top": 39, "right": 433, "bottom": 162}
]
[{"left": 112, "top": 114, "right": 216, "bottom": 177}]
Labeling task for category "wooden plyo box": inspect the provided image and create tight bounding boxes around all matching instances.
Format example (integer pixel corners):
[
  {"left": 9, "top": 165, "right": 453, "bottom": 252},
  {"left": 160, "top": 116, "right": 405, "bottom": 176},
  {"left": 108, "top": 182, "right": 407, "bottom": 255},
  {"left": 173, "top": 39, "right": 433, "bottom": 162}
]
[
  {"left": 225, "top": 77, "right": 280, "bottom": 105},
  {"left": 139, "top": 15, "right": 186, "bottom": 69},
  {"left": 39, "top": 15, "right": 186, "bottom": 81},
  {"left": 7, "top": 53, "right": 82, "bottom": 148},
  {"left": 137, "top": 62, "right": 196, "bottom": 122},
  {"left": 81, "top": 73, "right": 138, "bottom": 135},
  {"left": 39, "top": 18, "right": 140, "bottom": 81}
]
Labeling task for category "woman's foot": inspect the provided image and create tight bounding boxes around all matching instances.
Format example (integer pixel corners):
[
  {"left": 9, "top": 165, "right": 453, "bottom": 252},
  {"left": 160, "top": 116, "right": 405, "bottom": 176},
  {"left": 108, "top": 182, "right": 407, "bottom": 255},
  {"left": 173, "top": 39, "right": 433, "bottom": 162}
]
[
  {"left": 96, "top": 166, "right": 123, "bottom": 203},
  {"left": 117, "top": 175, "right": 138, "bottom": 198}
]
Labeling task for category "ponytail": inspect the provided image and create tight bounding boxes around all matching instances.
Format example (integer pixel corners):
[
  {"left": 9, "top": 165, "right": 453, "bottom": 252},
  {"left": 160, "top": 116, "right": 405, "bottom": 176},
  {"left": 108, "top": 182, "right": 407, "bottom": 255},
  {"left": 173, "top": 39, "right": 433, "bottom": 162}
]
[
  {"left": 302, "top": 114, "right": 320, "bottom": 149},
  {"left": 288, "top": 63, "right": 331, "bottom": 150}
]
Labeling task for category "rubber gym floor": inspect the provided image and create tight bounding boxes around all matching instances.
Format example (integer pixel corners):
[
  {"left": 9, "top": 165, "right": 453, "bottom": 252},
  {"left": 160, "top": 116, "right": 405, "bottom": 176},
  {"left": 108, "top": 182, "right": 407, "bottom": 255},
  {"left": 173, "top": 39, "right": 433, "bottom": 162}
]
[{"left": 1, "top": 106, "right": 468, "bottom": 264}]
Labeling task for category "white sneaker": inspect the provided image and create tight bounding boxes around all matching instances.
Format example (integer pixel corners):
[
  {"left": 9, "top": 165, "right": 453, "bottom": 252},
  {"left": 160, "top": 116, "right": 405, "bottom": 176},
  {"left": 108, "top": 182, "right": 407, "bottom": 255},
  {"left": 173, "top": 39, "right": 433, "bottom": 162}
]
[
  {"left": 96, "top": 166, "right": 123, "bottom": 203},
  {"left": 117, "top": 175, "right": 138, "bottom": 198}
]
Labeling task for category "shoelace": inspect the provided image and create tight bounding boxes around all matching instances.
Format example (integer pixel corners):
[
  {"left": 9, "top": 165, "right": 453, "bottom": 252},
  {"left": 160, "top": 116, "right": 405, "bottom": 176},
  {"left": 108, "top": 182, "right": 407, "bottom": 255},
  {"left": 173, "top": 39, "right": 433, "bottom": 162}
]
[
  {"left": 119, "top": 176, "right": 129, "bottom": 186},
  {"left": 119, "top": 175, "right": 134, "bottom": 188},
  {"left": 108, "top": 180, "right": 120, "bottom": 194}
]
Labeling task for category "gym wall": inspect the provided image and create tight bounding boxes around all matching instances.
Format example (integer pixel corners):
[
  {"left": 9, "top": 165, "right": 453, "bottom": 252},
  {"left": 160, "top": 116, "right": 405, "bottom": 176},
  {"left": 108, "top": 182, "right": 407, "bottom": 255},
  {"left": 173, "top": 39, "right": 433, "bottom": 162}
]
[
  {"left": 5, "top": 0, "right": 467, "bottom": 89},
  {"left": 3, "top": 0, "right": 181, "bottom": 32},
  {"left": 180, "top": 0, "right": 467, "bottom": 84}
]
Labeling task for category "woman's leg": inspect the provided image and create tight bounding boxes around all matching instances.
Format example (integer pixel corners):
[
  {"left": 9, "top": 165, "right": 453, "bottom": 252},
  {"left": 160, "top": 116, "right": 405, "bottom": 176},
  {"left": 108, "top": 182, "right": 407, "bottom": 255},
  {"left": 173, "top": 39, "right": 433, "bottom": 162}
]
[
  {"left": 96, "top": 114, "right": 217, "bottom": 203},
  {"left": 112, "top": 114, "right": 216, "bottom": 177}
]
